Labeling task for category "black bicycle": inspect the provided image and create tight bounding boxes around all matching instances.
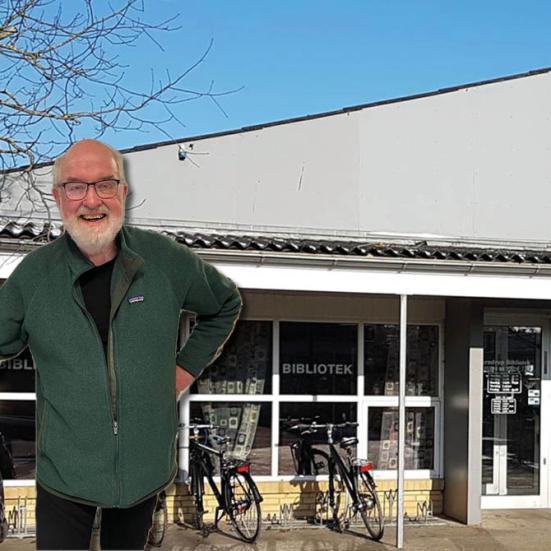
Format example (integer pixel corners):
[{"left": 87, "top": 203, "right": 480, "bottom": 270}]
[
  {"left": 186, "top": 423, "right": 263, "bottom": 543},
  {"left": 288, "top": 420, "right": 384, "bottom": 541}
]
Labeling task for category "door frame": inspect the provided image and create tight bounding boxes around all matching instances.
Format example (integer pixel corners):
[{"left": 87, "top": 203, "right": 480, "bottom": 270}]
[{"left": 481, "top": 310, "right": 551, "bottom": 509}]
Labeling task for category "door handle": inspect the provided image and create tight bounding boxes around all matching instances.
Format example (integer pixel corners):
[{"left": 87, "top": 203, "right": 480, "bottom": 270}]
[{"left": 545, "top": 351, "right": 548, "bottom": 377}]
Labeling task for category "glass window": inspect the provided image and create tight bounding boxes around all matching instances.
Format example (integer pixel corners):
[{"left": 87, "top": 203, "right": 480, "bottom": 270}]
[
  {"left": 192, "top": 320, "right": 272, "bottom": 394},
  {"left": 0, "top": 401, "right": 35, "bottom": 479},
  {"left": 368, "top": 407, "right": 434, "bottom": 470},
  {"left": 364, "top": 325, "right": 439, "bottom": 396},
  {"left": 483, "top": 326, "right": 542, "bottom": 496},
  {"left": 189, "top": 402, "right": 271, "bottom": 475},
  {"left": 279, "top": 402, "right": 357, "bottom": 475},
  {"left": 280, "top": 322, "right": 357, "bottom": 395},
  {"left": 0, "top": 348, "right": 35, "bottom": 393}
]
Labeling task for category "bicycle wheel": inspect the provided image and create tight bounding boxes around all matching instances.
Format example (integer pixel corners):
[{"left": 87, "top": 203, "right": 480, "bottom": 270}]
[
  {"left": 147, "top": 493, "right": 168, "bottom": 547},
  {"left": 224, "top": 472, "right": 261, "bottom": 543},
  {"left": 189, "top": 463, "right": 207, "bottom": 533},
  {"left": 193, "top": 493, "right": 206, "bottom": 534},
  {"left": 331, "top": 472, "right": 350, "bottom": 532},
  {"left": 358, "top": 472, "right": 384, "bottom": 540}
]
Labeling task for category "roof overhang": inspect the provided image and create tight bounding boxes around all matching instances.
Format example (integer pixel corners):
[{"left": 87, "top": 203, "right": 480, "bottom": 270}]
[
  {"left": 211, "top": 254, "right": 551, "bottom": 300},
  {"left": 222, "top": 262, "right": 551, "bottom": 300},
  {"left": 4, "top": 249, "right": 551, "bottom": 301}
]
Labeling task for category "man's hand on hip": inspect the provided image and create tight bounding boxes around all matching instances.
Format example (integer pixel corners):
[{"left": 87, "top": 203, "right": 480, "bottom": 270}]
[{"left": 176, "top": 365, "right": 195, "bottom": 401}]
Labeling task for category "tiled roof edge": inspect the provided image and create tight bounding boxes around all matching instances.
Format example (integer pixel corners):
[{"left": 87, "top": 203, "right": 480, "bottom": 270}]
[{"left": 3, "top": 222, "right": 551, "bottom": 265}]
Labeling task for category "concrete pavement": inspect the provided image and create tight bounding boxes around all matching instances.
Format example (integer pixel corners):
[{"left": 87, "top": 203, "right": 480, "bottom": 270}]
[{"left": 2, "top": 510, "right": 551, "bottom": 550}]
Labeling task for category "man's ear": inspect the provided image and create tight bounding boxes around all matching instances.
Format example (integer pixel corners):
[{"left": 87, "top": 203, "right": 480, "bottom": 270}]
[{"left": 52, "top": 186, "right": 61, "bottom": 209}]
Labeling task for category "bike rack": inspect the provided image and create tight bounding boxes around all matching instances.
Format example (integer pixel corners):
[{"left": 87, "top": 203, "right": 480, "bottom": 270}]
[{"left": 7, "top": 497, "right": 35, "bottom": 538}]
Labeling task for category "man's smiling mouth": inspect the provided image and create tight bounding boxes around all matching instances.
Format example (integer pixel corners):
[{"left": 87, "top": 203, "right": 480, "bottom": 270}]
[{"left": 80, "top": 214, "right": 107, "bottom": 222}]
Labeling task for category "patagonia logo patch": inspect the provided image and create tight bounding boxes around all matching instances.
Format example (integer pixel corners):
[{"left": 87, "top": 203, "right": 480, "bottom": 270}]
[{"left": 128, "top": 295, "right": 145, "bottom": 304}]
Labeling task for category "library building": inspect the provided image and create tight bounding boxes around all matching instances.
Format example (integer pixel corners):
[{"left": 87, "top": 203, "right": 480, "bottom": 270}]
[{"left": 2, "top": 67, "right": 551, "bottom": 530}]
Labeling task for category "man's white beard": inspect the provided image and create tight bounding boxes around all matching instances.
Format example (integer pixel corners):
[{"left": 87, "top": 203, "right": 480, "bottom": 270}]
[{"left": 63, "top": 208, "right": 124, "bottom": 257}]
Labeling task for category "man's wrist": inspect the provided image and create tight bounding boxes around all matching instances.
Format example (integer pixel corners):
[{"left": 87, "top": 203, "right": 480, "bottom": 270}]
[{"left": 176, "top": 365, "right": 195, "bottom": 400}]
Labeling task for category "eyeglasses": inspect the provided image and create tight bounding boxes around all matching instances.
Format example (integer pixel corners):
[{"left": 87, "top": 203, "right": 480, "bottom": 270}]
[{"left": 59, "top": 179, "right": 121, "bottom": 200}]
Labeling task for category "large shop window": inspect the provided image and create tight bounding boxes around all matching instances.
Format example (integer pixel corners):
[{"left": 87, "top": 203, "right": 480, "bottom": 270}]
[
  {"left": 0, "top": 348, "right": 35, "bottom": 393},
  {"left": 192, "top": 320, "right": 272, "bottom": 394},
  {"left": 279, "top": 322, "right": 357, "bottom": 395},
  {"left": 279, "top": 402, "right": 357, "bottom": 476},
  {"left": 364, "top": 325, "right": 439, "bottom": 396},
  {"left": 368, "top": 407, "right": 435, "bottom": 470},
  {"left": 189, "top": 402, "right": 271, "bottom": 475},
  {"left": 0, "top": 401, "right": 35, "bottom": 479},
  {"left": 189, "top": 321, "right": 272, "bottom": 476}
]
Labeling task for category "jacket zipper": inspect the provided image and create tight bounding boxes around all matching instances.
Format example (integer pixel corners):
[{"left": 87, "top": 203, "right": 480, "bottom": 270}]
[
  {"left": 109, "top": 326, "right": 122, "bottom": 505},
  {"left": 72, "top": 284, "right": 120, "bottom": 504}
]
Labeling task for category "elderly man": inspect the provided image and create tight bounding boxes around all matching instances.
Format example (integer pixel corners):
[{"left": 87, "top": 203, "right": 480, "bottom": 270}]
[{"left": 0, "top": 140, "right": 242, "bottom": 549}]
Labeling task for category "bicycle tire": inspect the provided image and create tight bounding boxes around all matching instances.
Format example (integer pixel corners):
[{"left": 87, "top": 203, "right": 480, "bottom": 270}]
[
  {"left": 147, "top": 493, "right": 168, "bottom": 547},
  {"left": 193, "top": 494, "right": 205, "bottom": 533},
  {"left": 331, "top": 472, "right": 350, "bottom": 532},
  {"left": 327, "top": 455, "right": 349, "bottom": 532},
  {"left": 224, "top": 471, "right": 261, "bottom": 543},
  {"left": 358, "top": 472, "right": 384, "bottom": 541}
]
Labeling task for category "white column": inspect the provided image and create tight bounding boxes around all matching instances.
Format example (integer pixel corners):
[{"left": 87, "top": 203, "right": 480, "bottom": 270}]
[
  {"left": 397, "top": 295, "right": 408, "bottom": 549},
  {"left": 271, "top": 321, "right": 280, "bottom": 477}
]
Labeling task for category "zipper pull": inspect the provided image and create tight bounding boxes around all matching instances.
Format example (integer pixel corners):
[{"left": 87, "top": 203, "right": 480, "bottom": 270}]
[{"left": 113, "top": 420, "right": 119, "bottom": 436}]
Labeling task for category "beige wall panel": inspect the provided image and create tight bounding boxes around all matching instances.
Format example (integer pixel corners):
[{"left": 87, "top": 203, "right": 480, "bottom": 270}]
[{"left": 241, "top": 290, "right": 445, "bottom": 323}]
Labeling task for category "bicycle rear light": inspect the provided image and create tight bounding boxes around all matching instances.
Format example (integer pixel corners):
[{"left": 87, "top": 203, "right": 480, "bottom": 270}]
[
  {"left": 236, "top": 463, "right": 250, "bottom": 474},
  {"left": 359, "top": 462, "right": 374, "bottom": 472}
]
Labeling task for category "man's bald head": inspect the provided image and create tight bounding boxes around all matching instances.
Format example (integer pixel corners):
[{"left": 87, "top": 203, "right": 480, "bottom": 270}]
[{"left": 53, "top": 140, "right": 126, "bottom": 187}]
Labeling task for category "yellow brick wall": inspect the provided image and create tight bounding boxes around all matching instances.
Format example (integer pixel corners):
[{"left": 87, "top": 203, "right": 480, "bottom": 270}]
[
  {"left": 167, "top": 479, "right": 443, "bottom": 524},
  {"left": 4, "top": 479, "right": 443, "bottom": 526}
]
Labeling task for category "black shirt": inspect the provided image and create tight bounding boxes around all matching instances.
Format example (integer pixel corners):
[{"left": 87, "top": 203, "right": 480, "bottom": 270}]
[{"left": 79, "top": 258, "right": 116, "bottom": 356}]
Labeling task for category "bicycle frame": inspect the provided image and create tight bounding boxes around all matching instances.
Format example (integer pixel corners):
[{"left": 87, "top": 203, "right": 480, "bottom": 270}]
[
  {"left": 189, "top": 439, "right": 228, "bottom": 523},
  {"left": 286, "top": 420, "right": 384, "bottom": 540},
  {"left": 188, "top": 431, "right": 263, "bottom": 528},
  {"left": 288, "top": 422, "right": 366, "bottom": 511},
  {"left": 327, "top": 444, "right": 363, "bottom": 511}
]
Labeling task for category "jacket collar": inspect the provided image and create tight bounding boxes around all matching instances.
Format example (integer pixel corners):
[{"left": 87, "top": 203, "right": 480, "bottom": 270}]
[{"left": 63, "top": 225, "right": 144, "bottom": 284}]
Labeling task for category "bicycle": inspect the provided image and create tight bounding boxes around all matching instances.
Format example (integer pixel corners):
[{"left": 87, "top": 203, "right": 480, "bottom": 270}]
[
  {"left": 283, "top": 416, "right": 330, "bottom": 476},
  {"left": 185, "top": 423, "right": 263, "bottom": 543},
  {"left": 147, "top": 490, "right": 168, "bottom": 547},
  {"left": 288, "top": 420, "right": 384, "bottom": 541}
]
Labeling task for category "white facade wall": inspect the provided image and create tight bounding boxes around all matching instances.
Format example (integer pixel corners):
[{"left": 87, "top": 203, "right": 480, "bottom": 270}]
[{"left": 2, "top": 70, "right": 551, "bottom": 244}]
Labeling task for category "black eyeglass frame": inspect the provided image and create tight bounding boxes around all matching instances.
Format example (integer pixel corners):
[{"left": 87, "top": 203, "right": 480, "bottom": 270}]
[{"left": 58, "top": 179, "right": 121, "bottom": 200}]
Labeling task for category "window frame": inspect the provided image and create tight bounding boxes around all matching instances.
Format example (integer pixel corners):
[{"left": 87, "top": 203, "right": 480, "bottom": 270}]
[{"left": 183, "top": 318, "right": 444, "bottom": 482}]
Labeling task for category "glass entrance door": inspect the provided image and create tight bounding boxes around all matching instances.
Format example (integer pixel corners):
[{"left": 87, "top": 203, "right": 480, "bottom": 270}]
[{"left": 482, "top": 325, "right": 544, "bottom": 504}]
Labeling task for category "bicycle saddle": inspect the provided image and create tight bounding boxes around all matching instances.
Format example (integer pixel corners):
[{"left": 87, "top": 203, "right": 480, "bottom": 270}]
[{"left": 339, "top": 437, "right": 359, "bottom": 449}]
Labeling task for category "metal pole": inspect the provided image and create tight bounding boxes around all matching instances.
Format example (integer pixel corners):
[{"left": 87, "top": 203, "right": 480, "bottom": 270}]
[
  {"left": 397, "top": 294, "right": 407, "bottom": 549},
  {"left": 178, "top": 314, "right": 191, "bottom": 482}
]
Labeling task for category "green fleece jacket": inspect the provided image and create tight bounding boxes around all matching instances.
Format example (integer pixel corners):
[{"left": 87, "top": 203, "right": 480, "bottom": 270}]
[{"left": 0, "top": 226, "right": 241, "bottom": 507}]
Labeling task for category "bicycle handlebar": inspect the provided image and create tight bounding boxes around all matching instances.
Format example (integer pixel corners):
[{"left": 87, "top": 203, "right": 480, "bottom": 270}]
[
  {"left": 179, "top": 423, "right": 217, "bottom": 431},
  {"left": 290, "top": 421, "right": 358, "bottom": 431}
]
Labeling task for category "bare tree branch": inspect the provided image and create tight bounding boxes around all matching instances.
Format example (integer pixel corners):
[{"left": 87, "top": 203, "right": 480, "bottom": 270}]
[{"left": 0, "top": 0, "right": 234, "bottom": 192}]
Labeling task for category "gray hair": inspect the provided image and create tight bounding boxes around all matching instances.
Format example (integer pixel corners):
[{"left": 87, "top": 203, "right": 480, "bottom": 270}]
[{"left": 52, "top": 140, "right": 127, "bottom": 186}]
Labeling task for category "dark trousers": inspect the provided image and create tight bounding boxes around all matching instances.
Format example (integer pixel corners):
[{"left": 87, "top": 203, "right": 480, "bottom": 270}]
[{"left": 36, "top": 482, "right": 157, "bottom": 550}]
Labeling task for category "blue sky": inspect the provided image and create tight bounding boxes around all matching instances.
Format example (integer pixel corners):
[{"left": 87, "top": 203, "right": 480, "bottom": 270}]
[{"left": 106, "top": 0, "right": 551, "bottom": 150}]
